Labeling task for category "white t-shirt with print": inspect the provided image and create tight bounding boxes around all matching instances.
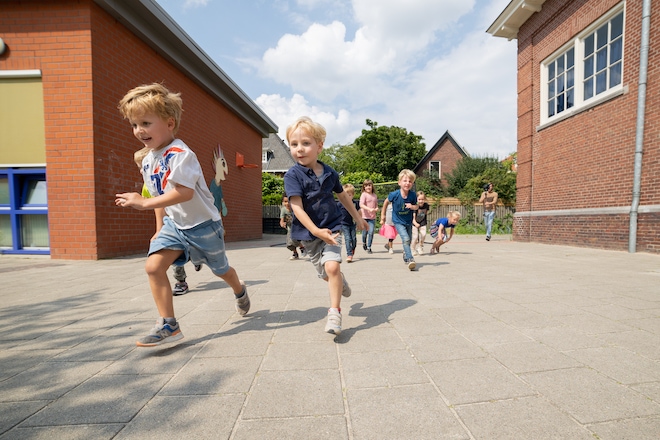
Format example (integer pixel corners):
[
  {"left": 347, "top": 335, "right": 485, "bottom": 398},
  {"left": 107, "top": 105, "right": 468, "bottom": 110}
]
[{"left": 141, "top": 139, "right": 220, "bottom": 229}]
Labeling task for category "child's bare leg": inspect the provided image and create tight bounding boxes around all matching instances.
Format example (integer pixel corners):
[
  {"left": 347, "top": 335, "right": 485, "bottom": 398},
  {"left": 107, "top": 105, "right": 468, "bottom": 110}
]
[
  {"left": 324, "top": 260, "right": 342, "bottom": 309},
  {"left": 145, "top": 249, "right": 182, "bottom": 318},
  {"left": 217, "top": 266, "right": 244, "bottom": 295}
]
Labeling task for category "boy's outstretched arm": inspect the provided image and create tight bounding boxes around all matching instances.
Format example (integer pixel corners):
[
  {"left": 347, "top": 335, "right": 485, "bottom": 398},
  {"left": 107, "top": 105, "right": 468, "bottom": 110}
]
[
  {"left": 116, "top": 184, "right": 193, "bottom": 210},
  {"left": 288, "top": 195, "right": 339, "bottom": 245},
  {"left": 337, "top": 191, "right": 368, "bottom": 231}
]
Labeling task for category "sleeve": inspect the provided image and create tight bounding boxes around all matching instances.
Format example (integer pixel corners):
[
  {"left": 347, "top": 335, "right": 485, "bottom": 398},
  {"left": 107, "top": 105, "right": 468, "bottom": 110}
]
[
  {"left": 283, "top": 171, "right": 303, "bottom": 199},
  {"left": 166, "top": 148, "right": 203, "bottom": 189}
]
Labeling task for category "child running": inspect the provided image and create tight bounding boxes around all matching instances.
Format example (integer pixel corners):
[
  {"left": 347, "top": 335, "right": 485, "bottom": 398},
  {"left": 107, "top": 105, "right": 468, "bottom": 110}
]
[
  {"left": 116, "top": 83, "right": 249, "bottom": 347},
  {"left": 381, "top": 169, "right": 419, "bottom": 270},
  {"left": 429, "top": 211, "right": 461, "bottom": 254},
  {"left": 283, "top": 116, "right": 367, "bottom": 336}
]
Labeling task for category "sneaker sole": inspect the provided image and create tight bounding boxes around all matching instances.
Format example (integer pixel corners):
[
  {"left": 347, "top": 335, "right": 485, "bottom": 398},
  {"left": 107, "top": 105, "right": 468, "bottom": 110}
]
[
  {"left": 326, "top": 327, "right": 341, "bottom": 335},
  {"left": 136, "top": 330, "right": 184, "bottom": 347},
  {"left": 173, "top": 289, "right": 189, "bottom": 296},
  {"left": 408, "top": 261, "right": 416, "bottom": 271}
]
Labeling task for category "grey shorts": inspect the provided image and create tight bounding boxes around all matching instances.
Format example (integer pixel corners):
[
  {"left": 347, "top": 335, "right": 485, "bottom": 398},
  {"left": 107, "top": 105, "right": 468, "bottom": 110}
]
[
  {"left": 302, "top": 234, "right": 343, "bottom": 279},
  {"left": 149, "top": 216, "right": 230, "bottom": 276}
]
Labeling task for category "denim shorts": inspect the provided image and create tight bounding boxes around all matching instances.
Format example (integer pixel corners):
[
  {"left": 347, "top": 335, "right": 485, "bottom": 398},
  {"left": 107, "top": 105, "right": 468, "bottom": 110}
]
[
  {"left": 149, "top": 216, "right": 229, "bottom": 276},
  {"left": 302, "top": 234, "right": 343, "bottom": 279}
]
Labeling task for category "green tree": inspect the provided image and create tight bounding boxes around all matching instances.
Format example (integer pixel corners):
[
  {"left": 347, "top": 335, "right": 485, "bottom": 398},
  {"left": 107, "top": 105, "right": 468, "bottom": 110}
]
[
  {"left": 319, "top": 143, "right": 366, "bottom": 175},
  {"left": 457, "top": 167, "right": 517, "bottom": 205},
  {"left": 353, "top": 119, "right": 426, "bottom": 181},
  {"left": 443, "top": 156, "right": 501, "bottom": 197},
  {"left": 262, "top": 172, "right": 284, "bottom": 205},
  {"left": 340, "top": 171, "right": 386, "bottom": 193}
]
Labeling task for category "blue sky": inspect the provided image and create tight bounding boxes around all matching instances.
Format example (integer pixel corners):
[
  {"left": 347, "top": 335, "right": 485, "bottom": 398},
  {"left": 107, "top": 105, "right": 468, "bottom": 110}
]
[{"left": 155, "top": 0, "right": 517, "bottom": 159}]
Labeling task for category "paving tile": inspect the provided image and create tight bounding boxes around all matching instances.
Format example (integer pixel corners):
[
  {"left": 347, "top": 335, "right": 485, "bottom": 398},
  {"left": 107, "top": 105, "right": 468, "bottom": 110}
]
[
  {"left": 487, "top": 341, "right": 582, "bottom": 373},
  {"left": 588, "top": 416, "right": 660, "bottom": 440},
  {"left": 456, "top": 396, "right": 595, "bottom": 439},
  {"left": 342, "top": 349, "right": 429, "bottom": 388},
  {"left": 160, "top": 356, "right": 262, "bottom": 395},
  {"left": 425, "top": 357, "right": 535, "bottom": 405},
  {"left": 243, "top": 370, "right": 344, "bottom": 418},
  {"left": 21, "top": 374, "right": 173, "bottom": 426},
  {"left": 565, "top": 346, "right": 660, "bottom": 384},
  {"left": 0, "top": 401, "right": 49, "bottom": 436},
  {"left": 347, "top": 384, "right": 469, "bottom": 440},
  {"left": 233, "top": 416, "right": 349, "bottom": 440},
  {"left": 404, "top": 333, "right": 486, "bottom": 362},
  {"left": 114, "top": 395, "right": 245, "bottom": 440},
  {"left": 261, "top": 341, "right": 338, "bottom": 370},
  {"left": 521, "top": 367, "right": 660, "bottom": 423},
  {"left": 0, "top": 424, "right": 125, "bottom": 440}
]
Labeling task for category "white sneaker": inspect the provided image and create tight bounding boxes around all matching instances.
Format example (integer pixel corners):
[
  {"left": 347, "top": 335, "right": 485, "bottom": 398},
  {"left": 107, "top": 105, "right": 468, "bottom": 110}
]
[
  {"left": 418, "top": 247, "right": 424, "bottom": 255},
  {"left": 412, "top": 250, "right": 418, "bottom": 256},
  {"left": 388, "top": 248, "right": 394, "bottom": 254},
  {"left": 325, "top": 309, "right": 342, "bottom": 335}
]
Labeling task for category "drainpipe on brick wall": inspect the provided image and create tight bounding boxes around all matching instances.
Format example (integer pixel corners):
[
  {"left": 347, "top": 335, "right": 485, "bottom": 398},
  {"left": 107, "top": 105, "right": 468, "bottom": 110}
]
[{"left": 629, "top": 0, "right": 652, "bottom": 253}]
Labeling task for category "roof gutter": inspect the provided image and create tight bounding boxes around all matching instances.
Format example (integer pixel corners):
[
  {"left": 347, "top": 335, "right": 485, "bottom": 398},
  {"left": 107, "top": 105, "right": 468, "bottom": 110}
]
[{"left": 629, "top": 0, "right": 652, "bottom": 253}]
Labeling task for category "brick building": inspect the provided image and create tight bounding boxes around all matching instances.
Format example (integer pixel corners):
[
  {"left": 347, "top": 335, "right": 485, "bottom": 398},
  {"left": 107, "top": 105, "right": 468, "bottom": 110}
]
[
  {"left": 0, "top": 0, "right": 277, "bottom": 259},
  {"left": 488, "top": 0, "right": 660, "bottom": 253},
  {"left": 413, "top": 130, "right": 468, "bottom": 187}
]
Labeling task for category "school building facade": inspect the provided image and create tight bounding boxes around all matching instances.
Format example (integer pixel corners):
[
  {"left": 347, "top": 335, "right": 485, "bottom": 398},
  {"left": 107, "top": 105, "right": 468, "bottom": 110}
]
[
  {"left": 0, "top": 0, "right": 277, "bottom": 259},
  {"left": 488, "top": 0, "right": 660, "bottom": 253}
]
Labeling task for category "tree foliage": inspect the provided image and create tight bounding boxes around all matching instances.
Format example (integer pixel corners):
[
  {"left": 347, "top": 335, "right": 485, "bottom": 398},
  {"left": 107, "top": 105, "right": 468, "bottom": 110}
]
[
  {"left": 457, "top": 167, "right": 517, "bottom": 206},
  {"left": 340, "top": 171, "right": 386, "bottom": 193},
  {"left": 443, "top": 156, "right": 501, "bottom": 197},
  {"left": 318, "top": 143, "right": 366, "bottom": 175},
  {"left": 353, "top": 119, "right": 426, "bottom": 181},
  {"left": 262, "top": 172, "right": 284, "bottom": 205}
]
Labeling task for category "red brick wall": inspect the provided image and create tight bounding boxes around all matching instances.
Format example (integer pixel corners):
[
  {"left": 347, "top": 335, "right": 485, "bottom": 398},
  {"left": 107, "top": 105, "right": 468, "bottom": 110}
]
[
  {"left": 418, "top": 138, "right": 465, "bottom": 186},
  {"left": 514, "top": 0, "right": 660, "bottom": 253},
  {"left": 1, "top": 0, "right": 265, "bottom": 259}
]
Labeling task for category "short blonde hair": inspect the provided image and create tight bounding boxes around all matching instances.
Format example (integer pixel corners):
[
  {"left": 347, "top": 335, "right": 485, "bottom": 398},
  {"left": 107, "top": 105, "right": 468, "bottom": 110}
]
[
  {"left": 343, "top": 183, "right": 355, "bottom": 194},
  {"left": 133, "top": 146, "right": 150, "bottom": 168},
  {"left": 398, "top": 169, "right": 416, "bottom": 183},
  {"left": 118, "top": 83, "right": 183, "bottom": 134},
  {"left": 448, "top": 210, "right": 461, "bottom": 220},
  {"left": 286, "top": 116, "right": 326, "bottom": 145}
]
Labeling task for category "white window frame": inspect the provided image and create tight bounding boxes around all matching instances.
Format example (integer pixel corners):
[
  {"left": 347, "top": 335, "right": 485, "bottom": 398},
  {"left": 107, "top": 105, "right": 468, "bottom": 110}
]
[
  {"left": 429, "top": 160, "right": 440, "bottom": 178},
  {"left": 539, "top": 3, "right": 625, "bottom": 129}
]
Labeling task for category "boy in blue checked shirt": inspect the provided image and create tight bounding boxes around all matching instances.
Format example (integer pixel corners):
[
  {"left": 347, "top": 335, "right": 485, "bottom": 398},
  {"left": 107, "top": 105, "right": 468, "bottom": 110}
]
[{"left": 284, "top": 117, "right": 368, "bottom": 336}]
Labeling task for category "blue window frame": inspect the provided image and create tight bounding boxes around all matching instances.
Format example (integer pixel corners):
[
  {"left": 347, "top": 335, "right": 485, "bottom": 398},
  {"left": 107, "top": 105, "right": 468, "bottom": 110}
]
[{"left": 0, "top": 168, "right": 49, "bottom": 255}]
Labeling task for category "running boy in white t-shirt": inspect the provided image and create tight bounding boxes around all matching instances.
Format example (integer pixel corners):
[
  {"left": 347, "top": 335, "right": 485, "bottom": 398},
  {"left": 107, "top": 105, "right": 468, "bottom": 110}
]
[{"left": 116, "top": 83, "right": 249, "bottom": 347}]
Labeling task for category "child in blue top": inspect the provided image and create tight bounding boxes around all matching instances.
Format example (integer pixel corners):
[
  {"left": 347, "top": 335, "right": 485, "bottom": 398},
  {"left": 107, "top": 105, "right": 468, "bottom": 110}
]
[
  {"left": 430, "top": 211, "right": 461, "bottom": 254},
  {"left": 284, "top": 117, "right": 368, "bottom": 336},
  {"left": 380, "top": 169, "right": 419, "bottom": 271},
  {"left": 337, "top": 183, "right": 360, "bottom": 262}
]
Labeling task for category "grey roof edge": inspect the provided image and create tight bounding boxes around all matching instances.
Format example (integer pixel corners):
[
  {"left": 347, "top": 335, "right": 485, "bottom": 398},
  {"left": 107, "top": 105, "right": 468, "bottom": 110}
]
[
  {"left": 94, "top": 0, "right": 278, "bottom": 137},
  {"left": 413, "top": 130, "right": 469, "bottom": 173}
]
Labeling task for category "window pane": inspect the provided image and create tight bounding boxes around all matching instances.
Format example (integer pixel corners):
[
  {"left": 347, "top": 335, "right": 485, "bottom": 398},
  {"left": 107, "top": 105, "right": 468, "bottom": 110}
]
[
  {"left": 557, "top": 56, "right": 565, "bottom": 74},
  {"left": 611, "top": 12, "right": 623, "bottom": 39},
  {"left": 557, "top": 73, "right": 565, "bottom": 93},
  {"left": 584, "top": 78, "right": 594, "bottom": 100},
  {"left": 557, "top": 94, "right": 565, "bottom": 113},
  {"left": 20, "top": 214, "right": 49, "bottom": 248},
  {"left": 0, "top": 177, "right": 8, "bottom": 205},
  {"left": 596, "top": 48, "right": 608, "bottom": 71},
  {"left": 610, "top": 38, "right": 622, "bottom": 63},
  {"left": 567, "top": 68, "right": 574, "bottom": 88},
  {"left": 596, "top": 71, "right": 607, "bottom": 94},
  {"left": 610, "top": 62, "right": 622, "bottom": 87},
  {"left": 0, "top": 214, "right": 11, "bottom": 247},
  {"left": 597, "top": 25, "right": 608, "bottom": 49},
  {"left": 584, "top": 56, "right": 594, "bottom": 77},
  {"left": 567, "top": 48, "right": 574, "bottom": 68},
  {"left": 566, "top": 88, "right": 574, "bottom": 109},
  {"left": 548, "top": 62, "right": 555, "bottom": 79},
  {"left": 548, "top": 79, "right": 555, "bottom": 98},
  {"left": 548, "top": 99, "right": 555, "bottom": 117},
  {"left": 25, "top": 180, "right": 47, "bottom": 205},
  {"left": 585, "top": 35, "right": 594, "bottom": 56}
]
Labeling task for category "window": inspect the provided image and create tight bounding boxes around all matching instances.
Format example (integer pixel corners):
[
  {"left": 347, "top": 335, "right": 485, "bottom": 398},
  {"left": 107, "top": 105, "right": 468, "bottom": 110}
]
[
  {"left": 429, "top": 161, "right": 440, "bottom": 179},
  {"left": 541, "top": 6, "right": 624, "bottom": 124},
  {"left": 0, "top": 168, "right": 49, "bottom": 254}
]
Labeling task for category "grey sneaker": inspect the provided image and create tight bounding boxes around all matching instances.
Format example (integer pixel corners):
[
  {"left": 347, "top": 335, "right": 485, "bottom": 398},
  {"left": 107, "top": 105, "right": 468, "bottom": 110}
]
[
  {"left": 407, "top": 260, "right": 417, "bottom": 271},
  {"left": 173, "top": 281, "right": 189, "bottom": 296},
  {"left": 341, "top": 273, "right": 351, "bottom": 297},
  {"left": 136, "top": 318, "right": 184, "bottom": 347},
  {"left": 235, "top": 283, "right": 250, "bottom": 316},
  {"left": 325, "top": 309, "right": 342, "bottom": 335}
]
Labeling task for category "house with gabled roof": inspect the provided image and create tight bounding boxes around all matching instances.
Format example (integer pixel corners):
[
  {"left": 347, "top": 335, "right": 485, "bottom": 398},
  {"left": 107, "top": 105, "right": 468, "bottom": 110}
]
[
  {"left": 487, "top": 0, "right": 659, "bottom": 254},
  {"left": 0, "top": 0, "right": 277, "bottom": 258},
  {"left": 262, "top": 133, "right": 296, "bottom": 177},
  {"left": 413, "top": 130, "right": 469, "bottom": 187}
]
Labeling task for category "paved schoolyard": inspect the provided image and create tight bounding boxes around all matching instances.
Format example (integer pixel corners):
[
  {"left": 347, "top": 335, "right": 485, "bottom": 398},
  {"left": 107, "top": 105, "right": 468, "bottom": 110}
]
[{"left": 0, "top": 234, "right": 659, "bottom": 439}]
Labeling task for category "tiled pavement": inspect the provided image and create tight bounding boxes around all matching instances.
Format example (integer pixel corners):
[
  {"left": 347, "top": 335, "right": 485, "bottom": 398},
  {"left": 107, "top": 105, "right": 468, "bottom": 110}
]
[{"left": 1, "top": 234, "right": 659, "bottom": 439}]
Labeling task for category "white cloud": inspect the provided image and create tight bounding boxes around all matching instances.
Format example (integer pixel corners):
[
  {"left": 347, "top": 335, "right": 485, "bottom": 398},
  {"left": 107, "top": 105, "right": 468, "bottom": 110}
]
[
  {"left": 183, "top": 0, "right": 210, "bottom": 9},
  {"left": 255, "top": 0, "right": 517, "bottom": 158}
]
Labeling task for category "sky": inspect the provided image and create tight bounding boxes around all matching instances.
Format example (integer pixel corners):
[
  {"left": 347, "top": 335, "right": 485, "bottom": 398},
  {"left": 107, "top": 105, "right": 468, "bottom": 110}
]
[{"left": 155, "top": 0, "right": 517, "bottom": 159}]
